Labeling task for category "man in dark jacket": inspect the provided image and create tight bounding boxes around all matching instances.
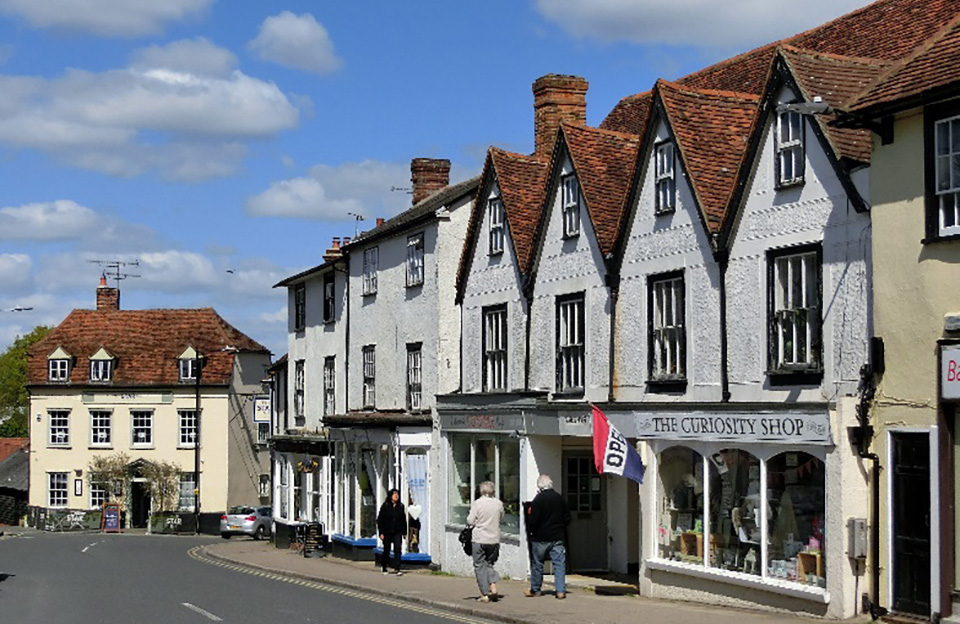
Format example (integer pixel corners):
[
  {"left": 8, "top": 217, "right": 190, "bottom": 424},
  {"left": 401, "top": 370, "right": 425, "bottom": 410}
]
[
  {"left": 524, "top": 474, "right": 571, "bottom": 599},
  {"left": 377, "top": 488, "right": 407, "bottom": 575}
]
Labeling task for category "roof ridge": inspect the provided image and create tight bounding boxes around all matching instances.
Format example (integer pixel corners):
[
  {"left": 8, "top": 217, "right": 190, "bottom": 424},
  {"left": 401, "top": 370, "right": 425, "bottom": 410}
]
[
  {"left": 559, "top": 122, "right": 640, "bottom": 142},
  {"left": 779, "top": 43, "right": 892, "bottom": 67},
  {"left": 490, "top": 147, "right": 548, "bottom": 165},
  {"left": 677, "top": 41, "right": 782, "bottom": 87},
  {"left": 657, "top": 79, "right": 761, "bottom": 103}
]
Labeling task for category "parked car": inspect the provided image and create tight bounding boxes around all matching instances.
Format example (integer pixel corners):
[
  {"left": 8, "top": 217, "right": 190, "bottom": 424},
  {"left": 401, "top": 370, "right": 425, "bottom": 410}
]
[{"left": 220, "top": 506, "right": 272, "bottom": 540}]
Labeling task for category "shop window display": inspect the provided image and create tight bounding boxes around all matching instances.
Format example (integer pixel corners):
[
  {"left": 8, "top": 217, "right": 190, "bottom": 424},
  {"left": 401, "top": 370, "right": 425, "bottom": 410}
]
[
  {"left": 500, "top": 441, "right": 520, "bottom": 534},
  {"left": 450, "top": 436, "right": 472, "bottom": 525},
  {"left": 657, "top": 447, "right": 704, "bottom": 563},
  {"left": 359, "top": 450, "right": 378, "bottom": 537},
  {"left": 448, "top": 434, "right": 520, "bottom": 534},
  {"left": 766, "top": 452, "right": 826, "bottom": 586},
  {"left": 708, "top": 449, "right": 762, "bottom": 576}
]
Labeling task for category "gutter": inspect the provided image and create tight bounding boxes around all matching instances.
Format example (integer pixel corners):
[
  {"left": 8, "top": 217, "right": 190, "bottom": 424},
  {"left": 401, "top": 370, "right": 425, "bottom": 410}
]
[
  {"left": 854, "top": 362, "right": 886, "bottom": 620},
  {"left": 716, "top": 249, "right": 731, "bottom": 402}
]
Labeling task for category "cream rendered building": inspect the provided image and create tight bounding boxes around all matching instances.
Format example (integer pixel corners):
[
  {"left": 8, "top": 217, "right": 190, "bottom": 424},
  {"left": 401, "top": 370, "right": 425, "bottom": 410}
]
[{"left": 26, "top": 280, "right": 272, "bottom": 532}]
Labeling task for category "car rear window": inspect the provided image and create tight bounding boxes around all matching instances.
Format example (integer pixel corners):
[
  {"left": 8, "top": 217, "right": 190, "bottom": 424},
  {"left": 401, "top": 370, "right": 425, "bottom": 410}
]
[
  {"left": 258, "top": 507, "right": 272, "bottom": 516},
  {"left": 229, "top": 506, "right": 254, "bottom": 515}
]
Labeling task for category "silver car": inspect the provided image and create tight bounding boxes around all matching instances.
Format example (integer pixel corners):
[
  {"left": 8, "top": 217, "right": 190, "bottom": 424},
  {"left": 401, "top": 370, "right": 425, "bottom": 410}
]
[{"left": 220, "top": 506, "right": 272, "bottom": 540}]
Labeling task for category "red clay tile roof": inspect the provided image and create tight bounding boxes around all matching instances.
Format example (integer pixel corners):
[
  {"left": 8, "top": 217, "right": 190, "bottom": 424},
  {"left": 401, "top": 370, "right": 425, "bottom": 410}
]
[
  {"left": 0, "top": 438, "right": 28, "bottom": 463},
  {"left": 599, "top": 91, "right": 653, "bottom": 135},
  {"left": 847, "top": 12, "right": 960, "bottom": 113},
  {"left": 559, "top": 123, "right": 640, "bottom": 256},
  {"left": 27, "top": 308, "right": 268, "bottom": 387},
  {"left": 657, "top": 81, "right": 760, "bottom": 232}
]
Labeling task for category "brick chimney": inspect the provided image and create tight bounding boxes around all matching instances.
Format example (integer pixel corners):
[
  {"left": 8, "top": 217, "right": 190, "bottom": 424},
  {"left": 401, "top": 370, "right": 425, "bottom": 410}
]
[
  {"left": 410, "top": 158, "right": 451, "bottom": 205},
  {"left": 323, "top": 237, "right": 342, "bottom": 263},
  {"left": 533, "top": 74, "right": 588, "bottom": 158},
  {"left": 96, "top": 275, "right": 120, "bottom": 312}
]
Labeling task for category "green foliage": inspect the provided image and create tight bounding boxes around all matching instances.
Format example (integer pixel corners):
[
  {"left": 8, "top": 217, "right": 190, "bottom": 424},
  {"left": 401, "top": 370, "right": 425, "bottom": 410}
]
[
  {"left": 88, "top": 452, "right": 132, "bottom": 509},
  {"left": 142, "top": 460, "right": 182, "bottom": 513},
  {"left": 0, "top": 325, "right": 51, "bottom": 437}
]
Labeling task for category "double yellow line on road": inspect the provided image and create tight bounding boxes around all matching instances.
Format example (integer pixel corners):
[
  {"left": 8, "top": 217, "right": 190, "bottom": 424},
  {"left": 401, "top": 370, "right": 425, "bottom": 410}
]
[{"left": 188, "top": 547, "right": 491, "bottom": 624}]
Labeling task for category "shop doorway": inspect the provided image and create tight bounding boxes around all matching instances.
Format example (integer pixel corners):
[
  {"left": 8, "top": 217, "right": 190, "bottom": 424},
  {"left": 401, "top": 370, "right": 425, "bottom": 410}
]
[
  {"left": 131, "top": 481, "right": 151, "bottom": 529},
  {"left": 891, "top": 432, "right": 931, "bottom": 617},
  {"left": 563, "top": 452, "right": 607, "bottom": 572}
]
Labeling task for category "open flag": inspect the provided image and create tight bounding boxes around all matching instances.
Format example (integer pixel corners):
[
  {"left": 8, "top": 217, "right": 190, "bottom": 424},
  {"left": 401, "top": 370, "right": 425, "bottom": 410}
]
[{"left": 592, "top": 405, "right": 645, "bottom": 484}]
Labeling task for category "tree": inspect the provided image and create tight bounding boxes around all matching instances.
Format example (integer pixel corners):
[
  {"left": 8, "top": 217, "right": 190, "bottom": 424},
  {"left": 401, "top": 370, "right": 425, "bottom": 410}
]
[
  {"left": 142, "top": 460, "right": 182, "bottom": 513},
  {"left": 0, "top": 326, "right": 52, "bottom": 437},
  {"left": 88, "top": 452, "right": 132, "bottom": 509}
]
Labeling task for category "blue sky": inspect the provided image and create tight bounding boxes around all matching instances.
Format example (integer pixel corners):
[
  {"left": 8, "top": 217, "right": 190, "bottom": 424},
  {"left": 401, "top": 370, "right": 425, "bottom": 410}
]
[{"left": 0, "top": 0, "right": 870, "bottom": 356}]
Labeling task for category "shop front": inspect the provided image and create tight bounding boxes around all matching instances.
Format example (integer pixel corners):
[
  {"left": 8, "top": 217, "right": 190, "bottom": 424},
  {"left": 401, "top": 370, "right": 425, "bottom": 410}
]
[{"left": 616, "top": 402, "right": 867, "bottom": 619}]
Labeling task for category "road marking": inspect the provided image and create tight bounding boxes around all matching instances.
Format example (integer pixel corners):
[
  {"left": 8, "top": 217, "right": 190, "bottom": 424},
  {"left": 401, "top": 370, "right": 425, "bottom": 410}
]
[
  {"left": 182, "top": 602, "right": 223, "bottom": 621},
  {"left": 188, "top": 547, "right": 490, "bottom": 624},
  {"left": 82, "top": 542, "right": 99, "bottom": 553}
]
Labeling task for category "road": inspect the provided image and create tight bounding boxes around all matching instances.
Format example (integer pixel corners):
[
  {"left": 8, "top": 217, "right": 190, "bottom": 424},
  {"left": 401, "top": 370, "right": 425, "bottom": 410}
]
[{"left": 0, "top": 532, "right": 486, "bottom": 624}]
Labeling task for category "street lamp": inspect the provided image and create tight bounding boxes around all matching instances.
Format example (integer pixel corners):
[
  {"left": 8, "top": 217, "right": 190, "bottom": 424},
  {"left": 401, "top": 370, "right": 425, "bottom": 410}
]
[{"left": 194, "top": 352, "right": 204, "bottom": 534}]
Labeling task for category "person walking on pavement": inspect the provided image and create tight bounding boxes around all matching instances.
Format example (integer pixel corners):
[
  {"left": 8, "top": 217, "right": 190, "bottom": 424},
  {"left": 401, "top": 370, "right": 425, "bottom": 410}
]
[
  {"left": 524, "top": 473, "right": 571, "bottom": 599},
  {"left": 377, "top": 488, "right": 407, "bottom": 576},
  {"left": 466, "top": 480, "right": 503, "bottom": 603}
]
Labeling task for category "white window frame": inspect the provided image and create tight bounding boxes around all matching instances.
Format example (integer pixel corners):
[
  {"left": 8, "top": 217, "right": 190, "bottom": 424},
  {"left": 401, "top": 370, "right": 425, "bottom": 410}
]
[
  {"left": 178, "top": 409, "right": 198, "bottom": 448},
  {"left": 179, "top": 358, "right": 198, "bottom": 382},
  {"left": 557, "top": 294, "right": 585, "bottom": 394},
  {"left": 483, "top": 307, "right": 508, "bottom": 392},
  {"left": 651, "top": 274, "right": 685, "bottom": 380},
  {"left": 655, "top": 141, "right": 676, "bottom": 213},
  {"left": 48, "top": 410, "right": 70, "bottom": 447},
  {"left": 362, "top": 346, "right": 376, "bottom": 408},
  {"left": 294, "top": 360, "right": 305, "bottom": 419},
  {"left": 48, "top": 359, "right": 70, "bottom": 382},
  {"left": 776, "top": 110, "right": 805, "bottom": 187},
  {"left": 561, "top": 174, "right": 580, "bottom": 238},
  {"left": 406, "top": 232, "right": 425, "bottom": 287},
  {"left": 407, "top": 345, "right": 422, "bottom": 410},
  {"left": 323, "top": 356, "right": 335, "bottom": 416},
  {"left": 89, "top": 410, "right": 112, "bottom": 447},
  {"left": 770, "top": 247, "right": 821, "bottom": 371},
  {"left": 48, "top": 472, "right": 68, "bottom": 508},
  {"left": 131, "top": 410, "right": 153, "bottom": 447},
  {"left": 362, "top": 247, "right": 379, "bottom": 295},
  {"left": 89, "top": 359, "right": 113, "bottom": 382},
  {"left": 178, "top": 472, "right": 197, "bottom": 511},
  {"left": 488, "top": 198, "right": 505, "bottom": 255},
  {"left": 90, "top": 480, "right": 108, "bottom": 509},
  {"left": 935, "top": 114, "right": 960, "bottom": 236}
]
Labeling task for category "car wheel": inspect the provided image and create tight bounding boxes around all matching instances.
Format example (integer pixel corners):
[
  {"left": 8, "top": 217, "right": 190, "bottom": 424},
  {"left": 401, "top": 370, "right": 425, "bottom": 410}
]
[
  {"left": 221, "top": 533, "right": 231, "bottom": 539},
  {"left": 254, "top": 525, "right": 265, "bottom": 541}
]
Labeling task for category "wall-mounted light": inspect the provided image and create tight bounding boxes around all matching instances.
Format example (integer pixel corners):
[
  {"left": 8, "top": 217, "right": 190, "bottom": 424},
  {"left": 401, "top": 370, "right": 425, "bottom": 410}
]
[{"left": 36, "top": 414, "right": 41, "bottom": 422}]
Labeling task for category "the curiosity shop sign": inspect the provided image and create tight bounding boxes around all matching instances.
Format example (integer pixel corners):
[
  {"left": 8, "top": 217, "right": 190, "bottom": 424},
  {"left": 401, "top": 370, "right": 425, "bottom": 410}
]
[{"left": 632, "top": 410, "right": 832, "bottom": 445}]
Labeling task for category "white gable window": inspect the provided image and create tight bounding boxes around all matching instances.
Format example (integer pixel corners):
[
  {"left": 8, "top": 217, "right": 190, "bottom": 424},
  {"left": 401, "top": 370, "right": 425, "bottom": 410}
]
[
  {"left": 483, "top": 306, "right": 507, "bottom": 392},
  {"left": 48, "top": 347, "right": 71, "bottom": 382},
  {"left": 935, "top": 115, "right": 960, "bottom": 236},
  {"left": 655, "top": 141, "right": 676, "bottom": 213},
  {"left": 556, "top": 293, "right": 585, "bottom": 394},
  {"left": 89, "top": 348, "right": 114, "bottom": 382},
  {"left": 769, "top": 246, "right": 822, "bottom": 373},
  {"left": 776, "top": 110, "right": 805, "bottom": 187},
  {"left": 650, "top": 273, "right": 685, "bottom": 381},
  {"left": 561, "top": 174, "right": 580, "bottom": 238},
  {"left": 488, "top": 197, "right": 505, "bottom": 255},
  {"left": 362, "top": 247, "right": 379, "bottom": 295},
  {"left": 362, "top": 346, "right": 376, "bottom": 408},
  {"left": 406, "top": 233, "right": 425, "bottom": 287},
  {"left": 178, "top": 347, "right": 202, "bottom": 383}
]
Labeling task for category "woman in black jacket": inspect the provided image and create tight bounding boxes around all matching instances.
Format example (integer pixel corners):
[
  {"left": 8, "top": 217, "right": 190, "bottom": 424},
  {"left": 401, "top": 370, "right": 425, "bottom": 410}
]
[{"left": 377, "top": 488, "right": 407, "bottom": 575}]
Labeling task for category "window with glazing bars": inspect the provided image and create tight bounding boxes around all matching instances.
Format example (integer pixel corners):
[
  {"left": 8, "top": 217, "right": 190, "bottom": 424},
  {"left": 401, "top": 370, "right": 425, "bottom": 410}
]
[
  {"left": 407, "top": 345, "right": 422, "bottom": 410},
  {"left": 323, "top": 357, "right": 335, "bottom": 416},
  {"left": 935, "top": 115, "right": 960, "bottom": 235},
  {"left": 556, "top": 294, "right": 585, "bottom": 393},
  {"left": 179, "top": 473, "right": 196, "bottom": 510},
  {"left": 655, "top": 141, "right": 676, "bottom": 213},
  {"left": 363, "top": 247, "right": 378, "bottom": 295},
  {"left": 769, "top": 247, "right": 821, "bottom": 371},
  {"left": 323, "top": 273, "right": 335, "bottom": 323},
  {"left": 488, "top": 198, "right": 504, "bottom": 255},
  {"left": 49, "top": 410, "right": 69, "bottom": 446},
  {"left": 483, "top": 306, "right": 507, "bottom": 392},
  {"left": 132, "top": 410, "right": 152, "bottom": 445},
  {"left": 776, "top": 110, "right": 805, "bottom": 187},
  {"left": 406, "top": 233, "right": 424, "bottom": 287},
  {"left": 89, "top": 359, "right": 112, "bottom": 382},
  {"left": 48, "top": 472, "right": 68, "bottom": 507},
  {"left": 48, "top": 359, "right": 69, "bottom": 381},
  {"left": 561, "top": 174, "right": 580, "bottom": 237},
  {"left": 362, "top": 346, "right": 376, "bottom": 408},
  {"left": 650, "top": 274, "right": 685, "bottom": 380},
  {"left": 294, "top": 360, "right": 305, "bottom": 417},
  {"left": 178, "top": 410, "right": 197, "bottom": 446},
  {"left": 90, "top": 410, "right": 112, "bottom": 446},
  {"left": 294, "top": 283, "right": 306, "bottom": 330}
]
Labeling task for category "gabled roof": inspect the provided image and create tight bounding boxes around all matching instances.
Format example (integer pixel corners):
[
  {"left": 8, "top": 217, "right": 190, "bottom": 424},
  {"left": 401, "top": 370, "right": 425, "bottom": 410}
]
[
  {"left": 599, "top": 91, "right": 653, "bottom": 135},
  {"left": 560, "top": 123, "right": 641, "bottom": 257},
  {"left": 27, "top": 308, "right": 268, "bottom": 386},
  {"left": 656, "top": 81, "right": 760, "bottom": 233},
  {"left": 846, "top": 11, "right": 960, "bottom": 115},
  {"left": 0, "top": 442, "right": 28, "bottom": 492},
  {"left": 779, "top": 45, "right": 890, "bottom": 163},
  {"left": 0, "top": 438, "right": 27, "bottom": 463}
]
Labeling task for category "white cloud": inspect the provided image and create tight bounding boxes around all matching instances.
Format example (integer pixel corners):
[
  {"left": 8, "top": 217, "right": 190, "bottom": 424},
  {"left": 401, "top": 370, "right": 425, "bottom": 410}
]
[
  {"left": 0, "top": 254, "right": 31, "bottom": 288},
  {"left": 248, "top": 12, "right": 342, "bottom": 74},
  {"left": 247, "top": 160, "right": 411, "bottom": 221},
  {"left": 0, "top": 201, "right": 99, "bottom": 240},
  {"left": 0, "top": 40, "right": 302, "bottom": 181},
  {"left": 533, "top": 0, "right": 869, "bottom": 48},
  {"left": 259, "top": 307, "right": 287, "bottom": 325},
  {"left": 0, "top": 0, "right": 213, "bottom": 37},
  {"left": 137, "top": 251, "right": 221, "bottom": 291}
]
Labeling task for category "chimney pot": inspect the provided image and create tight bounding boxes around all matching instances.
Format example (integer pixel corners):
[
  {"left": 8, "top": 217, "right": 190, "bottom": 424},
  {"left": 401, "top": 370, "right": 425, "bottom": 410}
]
[
  {"left": 410, "top": 158, "right": 451, "bottom": 205},
  {"left": 376, "top": 217, "right": 385, "bottom": 227},
  {"left": 533, "top": 74, "right": 588, "bottom": 157},
  {"left": 332, "top": 237, "right": 341, "bottom": 249}
]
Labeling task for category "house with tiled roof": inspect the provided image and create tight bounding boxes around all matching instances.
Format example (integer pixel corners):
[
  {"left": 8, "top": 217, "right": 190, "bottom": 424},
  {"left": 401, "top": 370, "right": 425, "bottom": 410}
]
[
  {"left": 25, "top": 279, "right": 272, "bottom": 532},
  {"left": 835, "top": 10, "right": 960, "bottom": 620},
  {"left": 270, "top": 158, "right": 478, "bottom": 564}
]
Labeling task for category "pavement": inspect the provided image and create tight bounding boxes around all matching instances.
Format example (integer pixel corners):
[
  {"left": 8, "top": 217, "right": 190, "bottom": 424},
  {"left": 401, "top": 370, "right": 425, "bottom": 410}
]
[{"left": 201, "top": 538, "right": 847, "bottom": 624}]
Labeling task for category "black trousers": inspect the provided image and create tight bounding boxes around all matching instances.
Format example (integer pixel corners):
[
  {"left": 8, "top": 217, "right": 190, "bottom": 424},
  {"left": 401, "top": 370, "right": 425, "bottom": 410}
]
[{"left": 382, "top": 533, "right": 402, "bottom": 571}]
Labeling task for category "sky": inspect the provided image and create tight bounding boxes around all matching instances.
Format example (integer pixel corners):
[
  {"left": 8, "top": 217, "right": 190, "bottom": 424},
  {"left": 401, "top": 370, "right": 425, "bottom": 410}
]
[{"left": 0, "top": 0, "right": 872, "bottom": 357}]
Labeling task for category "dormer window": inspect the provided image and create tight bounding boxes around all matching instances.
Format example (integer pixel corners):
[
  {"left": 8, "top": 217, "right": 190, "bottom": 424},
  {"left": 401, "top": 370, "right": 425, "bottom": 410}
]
[
  {"left": 89, "top": 348, "right": 114, "bottom": 383},
  {"left": 178, "top": 347, "right": 202, "bottom": 382},
  {"left": 488, "top": 197, "right": 505, "bottom": 255},
  {"left": 654, "top": 141, "right": 676, "bottom": 214},
  {"left": 776, "top": 109, "right": 805, "bottom": 188},
  {"left": 47, "top": 347, "right": 72, "bottom": 382},
  {"left": 561, "top": 174, "right": 580, "bottom": 238}
]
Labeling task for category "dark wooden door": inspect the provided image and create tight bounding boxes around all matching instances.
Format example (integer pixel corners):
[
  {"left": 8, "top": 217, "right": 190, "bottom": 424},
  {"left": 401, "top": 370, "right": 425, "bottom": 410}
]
[
  {"left": 131, "top": 481, "right": 150, "bottom": 529},
  {"left": 892, "top": 432, "right": 931, "bottom": 617}
]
